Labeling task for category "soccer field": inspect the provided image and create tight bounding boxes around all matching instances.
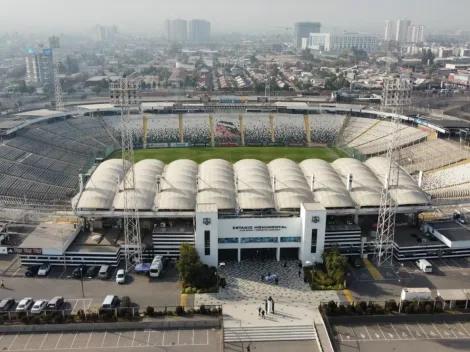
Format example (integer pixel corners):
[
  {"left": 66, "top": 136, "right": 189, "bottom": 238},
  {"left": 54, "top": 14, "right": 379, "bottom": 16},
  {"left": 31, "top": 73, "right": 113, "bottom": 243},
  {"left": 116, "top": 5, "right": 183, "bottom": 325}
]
[{"left": 108, "top": 147, "right": 348, "bottom": 164}]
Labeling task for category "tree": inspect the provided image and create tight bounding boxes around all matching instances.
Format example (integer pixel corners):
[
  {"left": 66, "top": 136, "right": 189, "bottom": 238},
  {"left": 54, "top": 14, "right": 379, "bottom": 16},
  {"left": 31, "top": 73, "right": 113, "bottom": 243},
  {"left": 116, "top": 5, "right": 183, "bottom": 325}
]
[
  {"left": 177, "top": 243, "right": 202, "bottom": 284},
  {"left": 92, "top": 85, "right": 102, "bottom": 95},
  {"left": 301, "top": 49, "right": 314, "bottom": 61},
  {"left": 421, "top": 49, "right": 435, "bottom": 65}
]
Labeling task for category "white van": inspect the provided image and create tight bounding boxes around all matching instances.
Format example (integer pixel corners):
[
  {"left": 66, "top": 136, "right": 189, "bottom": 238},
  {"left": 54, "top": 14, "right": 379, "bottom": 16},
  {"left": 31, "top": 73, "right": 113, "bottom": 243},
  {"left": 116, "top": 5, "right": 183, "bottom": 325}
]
[
  {"left": 101, "top": 295, "right": 120, "bottom": 309},
  {"left": 98, "top": 265, "right": 110, "bottom": 280},
  {"left": 416, "top": 259, "right": 433, "bottom": 273}
]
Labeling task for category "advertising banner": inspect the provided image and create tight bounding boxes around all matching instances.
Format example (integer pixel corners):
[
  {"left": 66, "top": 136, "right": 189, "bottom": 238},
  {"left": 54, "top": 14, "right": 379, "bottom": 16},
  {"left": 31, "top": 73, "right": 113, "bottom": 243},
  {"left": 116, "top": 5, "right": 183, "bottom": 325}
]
[
  {"left": 13, "top": 248, "right": 43, "bottom": 255},
  {"left": 27, "top": 48, "right": 36, "bottom": 55},
  {"left": 169, "top": 142, "right": 189, "bottom": 148},
  {"left": 192, "top": 143, "right": 209, "bottom": 147},
  {"left": 219, "top": 142, "right": 238, "bottom": 147},
  {"left": 266, "top": 142, "right": 285, "bottom": 147},
  {"left": 148, "top": 143, "right": 168, "bottom": 148},
  {"left": 287, "top": 142, "right": 305, "bottom": 147},
  {"left": 246, "top": 142, "right": 264, "bottom": 146},
  {"left": 218, "top": 218, "right": 301, "bottom": 238}
]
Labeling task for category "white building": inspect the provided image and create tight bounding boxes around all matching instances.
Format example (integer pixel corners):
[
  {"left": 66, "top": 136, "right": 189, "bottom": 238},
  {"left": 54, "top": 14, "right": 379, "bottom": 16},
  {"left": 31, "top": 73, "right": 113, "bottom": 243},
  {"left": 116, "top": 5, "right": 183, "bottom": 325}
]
[
  {"left": 294, "top": 22, "right": 321, "bottom": 49},
  {"left": 164, "top": 19, "right": 171, "bottom": 40},
  {"left": 25, "top": 48, "right": 54, "bottom": 87},
  {"left": 189, "top": 19, "right": 211, "bottom": 43},
  {"left": 307, "top": 33, "right": 377, "bottom": 53},
  {"left": 407, "top": 25, "right": 426, "bottom": 43},
  {"left": 384, "top": 20, "right": 394, "bottom": 41},
  {"left": 396, "top": 19, "right": 411, "bottom": 43},
  {"left": 170, "top": 19, "right": 188, "bottom": 42}
]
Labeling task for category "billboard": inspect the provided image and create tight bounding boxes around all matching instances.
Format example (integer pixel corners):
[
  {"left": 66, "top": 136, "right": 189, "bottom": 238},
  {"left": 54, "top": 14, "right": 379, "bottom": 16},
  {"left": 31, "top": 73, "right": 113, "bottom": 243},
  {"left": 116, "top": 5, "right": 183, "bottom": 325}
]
[
  {"left": 219, "top": 142, "right": 238, "bottom": 147},
  {"left": 169, "top": 142, "right": 189, "bottom": 148},
  {"left": 218, "top": 218, "right": 301, "bottom": 238},
  {"left": 42, "top": 48, "right": 53, "bottom": 57},
  {"left": 26, "top": 48, "right": 36, "bottom": 55},
  {"left": 148, "top": 143, "right": 168, "bottom": 148}
]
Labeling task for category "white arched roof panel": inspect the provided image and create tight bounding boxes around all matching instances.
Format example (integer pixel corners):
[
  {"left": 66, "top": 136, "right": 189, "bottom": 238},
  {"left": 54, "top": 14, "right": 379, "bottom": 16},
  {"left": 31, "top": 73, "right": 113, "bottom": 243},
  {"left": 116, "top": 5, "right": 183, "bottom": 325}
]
[
  {"left": 77, "top": 159, "right": 126, "bottom": 209},
  {"left": 268, "top": 158, "right": 313, "bottom": 209},
  {"left": 157, "top": 159, "right": 199, "bottom": 210},
  {"left": 300, "top": 159, "right": 356, "bottom": 208},
  {"left": 332, "top": 158, "right": 382, "bottom": 207},
  {"left": 365, "top": 157, "right": 431, "bottom": 206}
]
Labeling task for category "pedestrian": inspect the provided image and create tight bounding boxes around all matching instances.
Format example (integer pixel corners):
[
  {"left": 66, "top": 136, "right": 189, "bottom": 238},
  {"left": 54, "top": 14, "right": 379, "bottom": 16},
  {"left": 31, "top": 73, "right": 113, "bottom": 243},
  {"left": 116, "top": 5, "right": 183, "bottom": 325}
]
[
  {"left": 265, "top": 299, "right": 268, "bottom": 313},
  {"left": 275, "top": 277, "right": 279, "bottom": 285},
  {"left": 0, "top": 280, "right": 4, "bottom": 289},
  {"left": 268, "top": 296, "right": 272, "bottom": 301},
  {"left": 258, "top": 306, "right": 262, "bottom": 316},
  {"left": 272, "top": 300, "right": 275, "bottom": 314},
  {"left": 283, "top": 261, "right": 287, "bottom": 268},
  {"left": 298, "top": 269, "right": 301, "bottom": 278},
  {"left": 261, "top": 310, "right": 265, "bottom": 319},
  {"left": 247, "top": 346, "right": 251, "bottom": 352},
  {"left": 261, "top": 274, "right": 264, "bottom": 282},
  {"left": 298, "top": 261, "right": 302, "bottom": 269}
]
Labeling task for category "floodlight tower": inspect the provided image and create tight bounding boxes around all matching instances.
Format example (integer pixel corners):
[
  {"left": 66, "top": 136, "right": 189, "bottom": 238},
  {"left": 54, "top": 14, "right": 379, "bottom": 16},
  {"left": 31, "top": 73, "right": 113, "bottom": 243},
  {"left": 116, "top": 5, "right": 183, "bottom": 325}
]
[
  {"left": 373, "top": 77, "right": 412, "bottom": 267},
  {"left": 110, "top": 77, "right": 144, "bottom": 272},
  {"left": 49, "top": 36, "right": 64, "bottom": 111}
]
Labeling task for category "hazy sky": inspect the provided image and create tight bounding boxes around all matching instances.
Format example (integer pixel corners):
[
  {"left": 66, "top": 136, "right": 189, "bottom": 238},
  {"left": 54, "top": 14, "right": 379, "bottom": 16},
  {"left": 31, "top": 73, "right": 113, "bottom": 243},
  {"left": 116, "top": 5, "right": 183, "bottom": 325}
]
[{"left": 0, "top": 0, "right": 468, "bottom": 33}]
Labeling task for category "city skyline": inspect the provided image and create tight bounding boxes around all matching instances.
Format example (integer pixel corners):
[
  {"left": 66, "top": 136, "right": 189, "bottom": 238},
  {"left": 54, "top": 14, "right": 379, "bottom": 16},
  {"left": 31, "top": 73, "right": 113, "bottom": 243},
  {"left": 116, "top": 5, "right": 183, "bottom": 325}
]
[{"left": 0, "top": 0, "right": 469, "bottom": 34}]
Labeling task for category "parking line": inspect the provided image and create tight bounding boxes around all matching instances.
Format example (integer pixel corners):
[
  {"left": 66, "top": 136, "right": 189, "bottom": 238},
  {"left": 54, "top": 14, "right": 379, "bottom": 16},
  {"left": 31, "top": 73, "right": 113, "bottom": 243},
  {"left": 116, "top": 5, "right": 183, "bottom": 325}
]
[
  {"left": 71, "top": 332, "right": 78, "bottom": 347},
  {"left": 177, "top": 330, "right": 180, "bottom": 345},
  {"left": 116, "top": 332, "right": 121, "bottom": 347},
  {"left": 417, "top": 323, "right": 429, "bottom": 338},
  {"left": 432, "top": 323, "right": 444, "bottom": 338},
  {"left": 405, "top": 324, "right": 415, "bottom": 339},
  {"left": 391, "top": 323, "right": 401, "bottom": 339},
  {"left": 192, "top": 330, "right": 195, "bottom": 345},
  {"left": 450, "top": 259, "right": 463, "bottom": 268},
  {"left": 363, "top": 259, "right": 384, "bottom": 280},
  {"left": 445, "top": 323, "right": 458, "bottom": 338},
  {"left": 59, "top": 269, "right": 68, "bottom": 279},
  {"left": 11, "top": 267, "right": 21, "bottom": 278},
  {"left": 459, "top": 323, "right": 470, "bottom": 336},
  {"left": 86, "top": 332, "right": 93, "bottom": 348},
  {"left": 147, "top": 331, "right": 151, "bottom": 346},
  {"left": 39, "top": 333, "right": 48, "bottom": 349},
  {"left": 206, "top": 330, "right": 209, "bottom": 345},
  {"left": 0, "top": 333, "right": 3, "bottom": 342},
  {"left": 162, "top": 330, "right": 165, "bottom": 346},
  {"left": 8, "top": 333, "right": 18, "bottom": 351},
  {"left": 343, "top": 290, "right": 354, "bottom": 304},
  {"left": 24, "top": 333, "right": 34, "bottom": 349},
  {"left": 132, "top": 330, "right": 136, "bottom": 347},
  {"left": 101, "top": 332, "right": 107, "bottom": 348},
  {"left": 72, "top": 300, "right": 78, "bottom": 313},
  {"left": 363, "top": 326, "right": 372, "bottom": 340},
  {"left": 55, "top": 333, "right": 63, "bottom": 349}
]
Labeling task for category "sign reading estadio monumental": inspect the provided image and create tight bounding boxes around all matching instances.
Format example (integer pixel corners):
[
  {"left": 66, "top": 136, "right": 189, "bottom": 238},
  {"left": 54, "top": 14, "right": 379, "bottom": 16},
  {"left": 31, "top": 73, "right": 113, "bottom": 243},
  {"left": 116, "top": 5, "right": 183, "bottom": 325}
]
[{"left": 219, "top": 218, "right": 301, "bottom": 237}]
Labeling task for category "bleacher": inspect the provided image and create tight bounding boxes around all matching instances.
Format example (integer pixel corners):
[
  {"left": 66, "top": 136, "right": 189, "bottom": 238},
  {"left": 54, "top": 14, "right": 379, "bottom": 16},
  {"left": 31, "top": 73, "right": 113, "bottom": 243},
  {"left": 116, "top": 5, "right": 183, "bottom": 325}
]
[
  {"left": 342, "top": 118, "right": 378, "bottom": 144},
  {"left": 182, "top": 114, "right": 211, "bottom": 144},
  {"left": 309, "top": 115, "right": 345, "bottom": 144},
  {"left": 243, "top": 114, "right": 272, "bottom": 143},
  {"left": 423, "top": 163, "right": 470, "bottom": 191},
  {"left": 273, "top": 115, "right": 306, "bottom": 142},
  {"left": 398, "top": 139, "right": 470, "bottom": 174}
]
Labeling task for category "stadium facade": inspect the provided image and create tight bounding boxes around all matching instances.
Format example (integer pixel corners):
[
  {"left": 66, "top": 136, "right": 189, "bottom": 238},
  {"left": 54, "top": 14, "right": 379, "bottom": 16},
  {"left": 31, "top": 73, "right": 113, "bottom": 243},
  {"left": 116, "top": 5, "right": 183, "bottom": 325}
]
[{"left": 1, "top": 101, "right": 469, "bottom": 267}]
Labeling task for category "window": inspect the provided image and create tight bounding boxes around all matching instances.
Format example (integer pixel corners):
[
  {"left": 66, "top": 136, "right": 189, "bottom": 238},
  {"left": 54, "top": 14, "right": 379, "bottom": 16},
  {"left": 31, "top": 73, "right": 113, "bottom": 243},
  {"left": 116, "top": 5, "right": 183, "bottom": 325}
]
[
  {"left": 218, "top": 238, "right": 239, "bottom": 244},
  {"left": 280, "top": 237, "right": 301, "bottom": 243},
  {"left": 204, "top": 230, "right": 210, "bottom": 256},
  {"left": 311, "top": 229, "right": 318, "bottom": 253},
  {"left": 240, "top": 237, "right": 279, "bottom": 244}
]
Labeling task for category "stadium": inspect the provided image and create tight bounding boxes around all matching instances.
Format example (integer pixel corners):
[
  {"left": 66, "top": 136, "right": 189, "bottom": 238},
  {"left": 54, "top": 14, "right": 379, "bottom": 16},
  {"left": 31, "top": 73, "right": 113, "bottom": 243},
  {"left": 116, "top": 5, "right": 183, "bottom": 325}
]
[{"left": 0, "top": 100, "right": 470, "bottom": 268}]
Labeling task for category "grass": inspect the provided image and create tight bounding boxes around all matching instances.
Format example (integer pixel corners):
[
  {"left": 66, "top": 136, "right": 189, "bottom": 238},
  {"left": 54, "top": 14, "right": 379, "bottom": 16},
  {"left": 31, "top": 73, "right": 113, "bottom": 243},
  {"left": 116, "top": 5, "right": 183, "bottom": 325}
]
[{"left": 108, "top": 147, "right": 349, "bottom": 164}]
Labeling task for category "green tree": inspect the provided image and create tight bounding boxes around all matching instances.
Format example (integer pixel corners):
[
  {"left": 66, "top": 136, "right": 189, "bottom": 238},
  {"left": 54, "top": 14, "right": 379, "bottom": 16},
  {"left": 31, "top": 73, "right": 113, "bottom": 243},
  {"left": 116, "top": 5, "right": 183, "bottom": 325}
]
[
  {"left": 301, "top": 48, "right": 314, "bottom": 61},
  {"left": 421, "top": 49, "right": 435, "bottom": 65},
  {"left": 92, "top": 85, "right": 102, "bottom": 95},
  {"left": 177, "top": 243, "right": 202, "bottom": 284}
]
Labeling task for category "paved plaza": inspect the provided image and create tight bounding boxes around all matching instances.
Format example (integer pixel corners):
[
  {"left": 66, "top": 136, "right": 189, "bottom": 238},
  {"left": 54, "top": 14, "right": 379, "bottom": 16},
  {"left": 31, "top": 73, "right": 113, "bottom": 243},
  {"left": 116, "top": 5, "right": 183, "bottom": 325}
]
[{"left": 194, "top": 260, "right": 340, "bottom": 306}]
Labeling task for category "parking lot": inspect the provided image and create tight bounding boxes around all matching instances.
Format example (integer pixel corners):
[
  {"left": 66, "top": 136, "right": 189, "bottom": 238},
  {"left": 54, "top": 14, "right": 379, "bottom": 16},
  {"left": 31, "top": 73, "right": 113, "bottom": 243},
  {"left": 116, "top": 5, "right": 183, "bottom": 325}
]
[
  {"left": 0, "top": 329, "right": 218, "bottom": 351},
  {"left": 350, "top": 257, "right": 470, "bottom": 283}
]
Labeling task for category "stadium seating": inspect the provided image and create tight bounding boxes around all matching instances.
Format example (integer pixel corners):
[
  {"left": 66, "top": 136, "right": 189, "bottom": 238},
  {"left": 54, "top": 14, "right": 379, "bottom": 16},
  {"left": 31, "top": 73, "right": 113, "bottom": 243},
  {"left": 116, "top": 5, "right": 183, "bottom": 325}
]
[
  {"left": 342, "top": 117, "right": 378, "bottom": 144},
  {"left": 213, "top": 114, "right": 242, "bottom": 144},
  {"left": 182, "top": 114, "right": 211, "bottom": 144},
  {"left": 422, "top": 163, "right": 470, "bottom": 190},
  {"left": 243, "top": 114, "right": 272, "bottom": 143},
  {"left": 273, "top": 115, "right": 306, "bottom": 142},
  {"left": 309, "top": 114, "right": 345, "bottom": 144}
]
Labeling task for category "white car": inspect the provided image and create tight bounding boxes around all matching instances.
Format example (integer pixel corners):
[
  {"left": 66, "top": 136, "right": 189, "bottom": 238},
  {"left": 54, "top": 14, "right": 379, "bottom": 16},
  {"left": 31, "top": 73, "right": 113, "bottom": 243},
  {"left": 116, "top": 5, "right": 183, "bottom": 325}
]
[
  {"left": 116, "top": 269, "right": 126, "bottom": 284},
  {"left": 16, "top": 298, "right": 34, "bottom": 312},
  {"left": 37, "top": 263, "right": 51, "bottom": 276},
  {"left": 31, "top": 300, "right": 48, "bottom": 314}
]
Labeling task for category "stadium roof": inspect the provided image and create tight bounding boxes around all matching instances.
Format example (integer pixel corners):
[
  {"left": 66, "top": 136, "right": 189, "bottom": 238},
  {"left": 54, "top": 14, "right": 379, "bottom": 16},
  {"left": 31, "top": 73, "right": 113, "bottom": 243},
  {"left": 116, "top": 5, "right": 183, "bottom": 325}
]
[{"left": 74, "top": 157, "right": 431, "bottom": 212}]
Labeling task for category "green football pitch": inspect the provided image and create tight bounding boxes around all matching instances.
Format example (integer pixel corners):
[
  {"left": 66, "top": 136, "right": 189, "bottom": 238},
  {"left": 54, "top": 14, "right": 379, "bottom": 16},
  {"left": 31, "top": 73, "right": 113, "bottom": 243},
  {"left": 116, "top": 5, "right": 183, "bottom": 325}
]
[{"left": 108, "top": 147, "right": 348, "bottom": 164}]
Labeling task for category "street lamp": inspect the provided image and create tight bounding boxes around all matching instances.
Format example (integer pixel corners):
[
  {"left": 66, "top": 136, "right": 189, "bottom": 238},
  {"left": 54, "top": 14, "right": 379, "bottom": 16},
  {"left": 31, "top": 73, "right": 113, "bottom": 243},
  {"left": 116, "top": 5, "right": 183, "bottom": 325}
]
[{"left": 80, "top": 268, "right": 85, "bottom": 298}]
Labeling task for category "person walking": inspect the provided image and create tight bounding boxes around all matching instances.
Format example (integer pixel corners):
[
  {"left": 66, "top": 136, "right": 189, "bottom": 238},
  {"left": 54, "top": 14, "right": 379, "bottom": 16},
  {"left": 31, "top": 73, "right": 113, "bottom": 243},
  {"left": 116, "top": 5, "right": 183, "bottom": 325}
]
[
  {"left": 0, "top": 280, "right": 4, "bottom": 289},
  {"left": 265, "top": 299, "right": 268, "bottom": 313},
  {"left": 258, "top": 306, "right": 262, "bottom": 316},
  {"left": 261, "top": 310, "right": 265, "bottom": 319},
  {"left": 272, "top": 299, "right": 275, "bottom": 314},
  {"left": 261, "top": 274, "right": 264, "bottom": 282},
  {"left": 275, "top": 277, "right": 279, "bottom": 285},
  {"left": 247, "top": 346, "right": 251, "bottom": 352},
  {"left": 283, "top": 261, "right": 287, "bottom": 268},
  {"left": 298, "top": 269, "right": 301, "bottom": 278}
]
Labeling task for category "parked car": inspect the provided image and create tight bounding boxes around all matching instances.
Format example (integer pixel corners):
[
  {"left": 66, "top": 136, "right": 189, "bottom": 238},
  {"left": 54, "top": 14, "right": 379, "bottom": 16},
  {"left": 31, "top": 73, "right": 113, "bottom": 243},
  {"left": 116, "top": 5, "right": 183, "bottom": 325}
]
[
  {"left": 47, "top": 296, "right": 64, "bottom": 310},
  {"left": 31, "top": 300, "right": 48, "bottom": 314},
  {"left": 37, "top": 263, "right": 51, "bottom": 276},
  {"left": 72, "top": 265, "right": 87, "bottom": 279},
  {"left": 349, "top": 256, "right": 363, "bottom": 268},
  {"left": 25, "top": 265, "right": 41, "bottom": 277},
  {"left": 116, "top": 269, "right": 126, "bottom": 284},
  {"left": 16, "top": 298, "right": 34, "bottom": 312},
  {"left": 101, "top": 295, "right": 120, "bottom": 309},
  {"left": 98, "top": 265, "right": 110, "bottom": 280},
  {"left": 86, "top": 266, "right": 99, "bottom": 278},
  {"left": 0, "top": 298, "right": 15, "bottom": 312}
]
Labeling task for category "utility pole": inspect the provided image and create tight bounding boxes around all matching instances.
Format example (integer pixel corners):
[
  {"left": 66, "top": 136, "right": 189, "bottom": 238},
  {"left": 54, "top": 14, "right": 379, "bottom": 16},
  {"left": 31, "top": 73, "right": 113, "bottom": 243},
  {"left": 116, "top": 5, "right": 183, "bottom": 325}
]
[
  {"left": 110, "top": 77, "right": 144, "bottom": 272},
  {"left": 374, "top": 77, "right": 412, "bottom": 267}
]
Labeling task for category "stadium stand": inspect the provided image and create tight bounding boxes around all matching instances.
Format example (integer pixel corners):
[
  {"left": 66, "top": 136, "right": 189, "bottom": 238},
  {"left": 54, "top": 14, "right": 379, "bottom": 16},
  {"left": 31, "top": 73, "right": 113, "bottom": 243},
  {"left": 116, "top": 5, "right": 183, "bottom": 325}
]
[
  {"left": 182, "top": 114, "right": 211, "bottom": 144},
  {"left": 309, "top": 114, "right": 345, "bottom": 144},
  {"left": 342, "top": 117, "right": 378, "bottom": 144},
  {"left": 213, "top": 114, "right": 242, "bottom": 144},
  {"left": 422, "top": 162, "right": 470, "bottom": 190},
  {"left": 243, "top": 114, "right": 272, "bottom": 143},
  {"left": 427, "top": 183, "right": 470, "bottom": 199},
  {"left": 273, "top": 115, "right": 306, "bottom": 142},
  {"left": 398, "top": 139, "right": 470, "bottom": 174}
]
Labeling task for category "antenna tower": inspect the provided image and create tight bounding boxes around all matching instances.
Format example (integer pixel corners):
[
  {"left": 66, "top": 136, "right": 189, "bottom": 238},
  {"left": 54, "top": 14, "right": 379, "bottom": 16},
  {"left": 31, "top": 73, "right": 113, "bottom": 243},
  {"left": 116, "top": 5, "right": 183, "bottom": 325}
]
[
  {"left": 110, "top": 77, "right": 144, "bottom": 272},
  {"left": 49, "top": 36, "right": 64, "bottom": 110},
  {"left": 373, "top": 77, "right": 412, "bottom": 267},
  {"left": 265, "top": 77, "right": 271, "bottom": 98}
]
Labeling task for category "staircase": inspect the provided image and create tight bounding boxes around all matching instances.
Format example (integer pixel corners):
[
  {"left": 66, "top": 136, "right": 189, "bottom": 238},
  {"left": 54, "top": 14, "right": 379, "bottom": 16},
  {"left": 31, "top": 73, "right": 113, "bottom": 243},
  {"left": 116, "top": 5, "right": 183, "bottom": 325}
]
[
  {"left": 223, "top": 325, "right": 317, "bottom": 343},
  {"left": 151, "top": 232, "right": 194, "bottom": 258}
]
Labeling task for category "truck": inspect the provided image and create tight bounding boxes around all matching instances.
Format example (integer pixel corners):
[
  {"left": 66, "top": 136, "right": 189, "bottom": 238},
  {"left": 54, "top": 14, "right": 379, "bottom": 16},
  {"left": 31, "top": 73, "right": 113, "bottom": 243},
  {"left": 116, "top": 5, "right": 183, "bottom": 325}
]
[
  {"left": 416, "top": 259, "right": 433, "bottom": 273},
  {"left": 149, "top": 255, "right": 170, "bottom": 278},
  {"left": 400, "top": 287, "right": 432, "bottom": 301}
]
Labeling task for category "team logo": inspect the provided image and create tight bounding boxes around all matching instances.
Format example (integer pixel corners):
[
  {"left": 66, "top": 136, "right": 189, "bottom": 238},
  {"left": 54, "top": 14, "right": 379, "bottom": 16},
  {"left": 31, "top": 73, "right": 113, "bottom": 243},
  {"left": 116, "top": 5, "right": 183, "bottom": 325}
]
[
  {"left": 312, "top": 216, "right": 320, "bottom": 223},
  {"left": 203, "top": 218, "right": 211, "bottom": 225}
]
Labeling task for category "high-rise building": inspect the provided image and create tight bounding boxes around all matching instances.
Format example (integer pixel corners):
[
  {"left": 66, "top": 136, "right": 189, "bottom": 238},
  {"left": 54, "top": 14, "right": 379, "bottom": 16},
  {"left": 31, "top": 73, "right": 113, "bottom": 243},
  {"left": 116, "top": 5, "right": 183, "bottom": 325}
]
[
  {"left": 189, "top": 19, "right": 211, "bottom": 42},
  {"left": 407, "top": 25, "right": 426, "bottom": 43},
  {"left": 164, "top": 19, "right": 171, "bottom": 40},
  {"left": 25, "top": 48, "right": 54, "bottom": 87},
  {"left": 396, "top": 19, "right": 411, "bottom": 43},
  {"left": 307, "top": 33, "right": 377, "bottom": 53},
  {"left": 92, "top": 24, "right": 117, "bottom": 41},
  {"left": 171, "top": 19, "right": 188, "bottom": 42},
  {"left": 384, "top": 20, "right": 394, "bottom": 40},
  {"left": 294, "top": 22, "right": 321, "bottom": 49}
]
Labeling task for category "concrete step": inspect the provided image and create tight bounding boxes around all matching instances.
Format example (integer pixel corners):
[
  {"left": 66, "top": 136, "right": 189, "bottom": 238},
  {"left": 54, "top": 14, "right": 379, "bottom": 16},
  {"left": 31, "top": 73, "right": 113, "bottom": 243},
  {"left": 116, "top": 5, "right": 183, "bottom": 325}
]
[{"left": 223, "top": 325, "right": 316, "bottom": 342}]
